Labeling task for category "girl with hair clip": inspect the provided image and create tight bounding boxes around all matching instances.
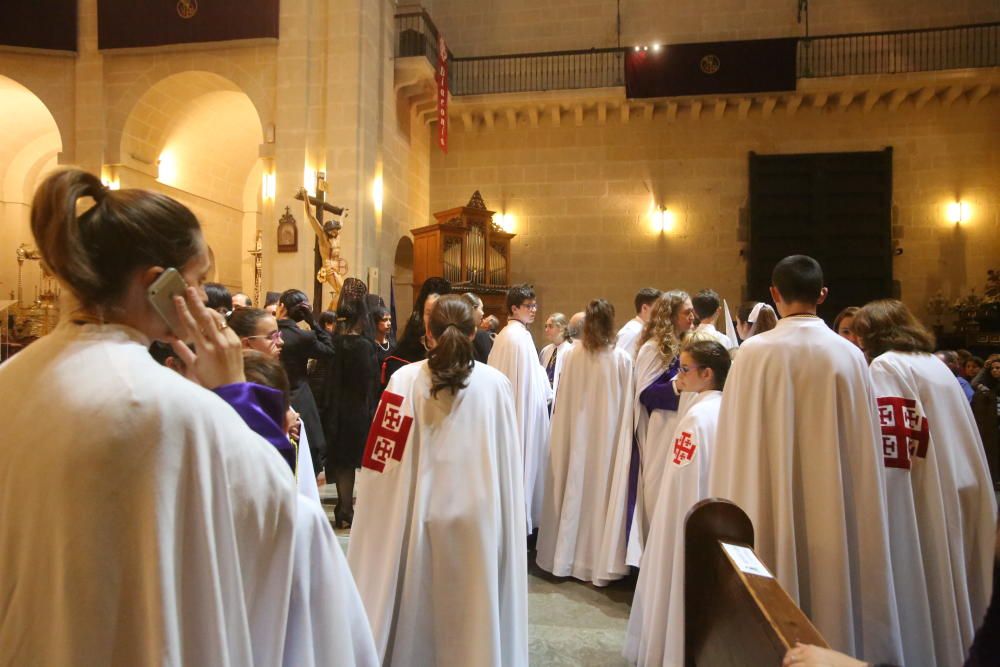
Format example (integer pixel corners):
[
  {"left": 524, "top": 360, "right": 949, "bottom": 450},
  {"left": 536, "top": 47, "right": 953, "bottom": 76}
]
[
  {"left": 538, "top": 312, "right": 571, "bottom": 394},
  {"left": 628, "top": 289, "right": 696, "bottom": 565},
  {"left": 535, "top": 299, "right": 635, "bottom": 586},
  {"left": 624, "top": 339, "right": 731, "bottom": 667},
  {"left": 348, "top": 294, "right": 528, "bottom": 667},
  {"left": 0, "top": 169, "right": 298, "bottom": 666},
  {"left": 736, "top": 300, "right": 777, "bottom": 341}
]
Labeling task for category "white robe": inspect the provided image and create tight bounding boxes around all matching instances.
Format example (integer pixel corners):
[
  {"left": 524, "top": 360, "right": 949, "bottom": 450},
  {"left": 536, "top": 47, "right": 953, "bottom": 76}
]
[
  {"left": 630, "top": 340, "right": 687, "bottom": 565},
  {"left": 693, "top": 322, "right": 737, "bottom": 351},
  {"left": 624, "top": 390, "right": 722, "bottom": 666},
  {"left": 869, "top": 351, "right": 997, "bottom": 667},
  {"left": 539, "top": 338, "right": 573, "bottom": 398},
  {"left": 488, "top": 319, "right": 552, "bottom": 532},
  {"left": 296, "top": 424, "right": 321, "bottom": 504},
  {"left": 348, "top": 361, "right": 528, "bottom": 667},
  {"left": 707, "top": 316, "right": 903, "bottom": 664},
  {"left": 536, "top": 344, "right": 634, "bottom": 586},
  {"left": 616, "top": 316, "right": 645, "bottom": 359},
  {"left": 0, "top": 321, "right": 296, "bottom": 667},
  {"left": 284, "top": 494, "right": 378, "bottom": 667}
]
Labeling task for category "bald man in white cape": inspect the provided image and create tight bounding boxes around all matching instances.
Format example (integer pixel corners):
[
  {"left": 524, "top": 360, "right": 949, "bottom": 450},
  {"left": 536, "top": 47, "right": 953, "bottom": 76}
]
[
  {"left": 348, "top": 360, "right": 528, "bottom": 667},
  {"left": 488, "top": 301, "right": 552, "bottom": 532},
  {"left": 868, "top": 346, "right": 996, "bottom": 667},
  {"left": 707, "top": 256, "right": 902, "bottom": 664}
]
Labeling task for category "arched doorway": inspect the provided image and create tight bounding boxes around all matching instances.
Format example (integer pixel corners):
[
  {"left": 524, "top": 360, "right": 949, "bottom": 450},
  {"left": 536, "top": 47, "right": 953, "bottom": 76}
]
[
  {"left": 0, "top": 75, "right": 62, "bottom": 304},
  {"left": 117, "top": 71, "right": 265, "bottom": 294},
  {"left": 393, "top": 236, "right": 414, "bottom": 320}
]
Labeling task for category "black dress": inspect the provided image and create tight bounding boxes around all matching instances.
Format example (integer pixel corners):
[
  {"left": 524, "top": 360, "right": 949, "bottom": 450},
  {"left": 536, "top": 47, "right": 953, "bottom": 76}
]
[
  {"left": 278, "top": 318, "right": 335, "bottom": 473},
  {"left": 473, "top": 329, "right": 494, "bottom": 363},
  {"left": 323, "top": 334, "right": 379, "bottom": 474}
]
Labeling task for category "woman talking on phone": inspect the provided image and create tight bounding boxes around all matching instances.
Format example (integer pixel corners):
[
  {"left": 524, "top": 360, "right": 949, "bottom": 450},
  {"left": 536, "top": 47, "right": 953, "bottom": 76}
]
[
  {"left": 276, "top": 288, "right": 336, "bottom": 475},
  {"left": 0, "top": 169, "right": 298, "bottom": 666}
]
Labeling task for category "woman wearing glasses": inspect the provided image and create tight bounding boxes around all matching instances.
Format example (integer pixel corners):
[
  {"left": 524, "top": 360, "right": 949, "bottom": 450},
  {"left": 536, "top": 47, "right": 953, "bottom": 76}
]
[
  {"left": 229, "top": 307, "right": 284, "bottom": 356},
  {"left": 624, "top": 338, "right": 730, "bottom": 667}
]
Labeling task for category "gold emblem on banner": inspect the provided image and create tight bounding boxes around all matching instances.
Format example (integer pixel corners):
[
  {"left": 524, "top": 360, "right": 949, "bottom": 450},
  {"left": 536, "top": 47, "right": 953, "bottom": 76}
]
[
  {"left": 177, "top": 0, "right": 198, "bottom": 19},
  {"left": 700, "top": 54, "right": 721, "bottom": 74}
]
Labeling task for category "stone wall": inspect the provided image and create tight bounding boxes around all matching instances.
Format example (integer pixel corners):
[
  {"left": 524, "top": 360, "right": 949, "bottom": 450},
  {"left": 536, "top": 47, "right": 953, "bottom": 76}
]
[{"left": 430, "top": 93, "right": 1000, "bottom": 339}]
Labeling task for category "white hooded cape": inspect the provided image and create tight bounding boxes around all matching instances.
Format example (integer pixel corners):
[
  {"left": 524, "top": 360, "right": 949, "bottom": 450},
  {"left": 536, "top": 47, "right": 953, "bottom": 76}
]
[
  {"left": 624, "top": 390, "right": 721, "bottom": 666},
  {"left": 348, "top": 361, "right": 529, "bottom": 667},
  {"left": 615, "top": 316, "right": 645, "bottom": 359},
  {"left": 869, "top": 351, "right": 997, "bottom": 667},
  {"left": 539, "top": 338, "right": 573, "bottom": 398},
  {"left": 284, "top": 491, "right": 378, "bottom": 667},
  {"left": 535, "top": 343, "right": 634, "bottom": 585},
  {"left": 707, "top": 316, "right": 903, "bottom": 664},
  {"left": 488, "top": 319, "right": 552, "bottom": 532},
  {"left": 0, "top": 322, "right": 296, "bottom": 667}
]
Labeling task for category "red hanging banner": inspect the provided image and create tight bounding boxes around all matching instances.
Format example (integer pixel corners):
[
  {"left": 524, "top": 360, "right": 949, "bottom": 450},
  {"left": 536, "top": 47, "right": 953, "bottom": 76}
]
[{"left": 436, "top": 36, "right": 449, "bottom": 153}]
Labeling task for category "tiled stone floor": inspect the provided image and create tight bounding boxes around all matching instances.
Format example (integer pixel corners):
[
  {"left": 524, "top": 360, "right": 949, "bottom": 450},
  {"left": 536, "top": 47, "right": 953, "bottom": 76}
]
[{"left": 320, "top": 485, "right": 635, "bottom": 665}]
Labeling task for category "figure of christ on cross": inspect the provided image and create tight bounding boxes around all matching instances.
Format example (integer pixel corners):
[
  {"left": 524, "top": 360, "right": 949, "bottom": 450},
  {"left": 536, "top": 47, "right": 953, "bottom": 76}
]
[{"left": 295, "top": 181, "right": 348, "bottom": 310}]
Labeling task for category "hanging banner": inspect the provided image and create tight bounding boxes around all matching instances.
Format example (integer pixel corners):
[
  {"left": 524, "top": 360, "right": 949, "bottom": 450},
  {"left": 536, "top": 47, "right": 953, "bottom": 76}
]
[
  {"left": 0, "top": 0, "right": 77, "bottom": 51},
  {"left": 626, "top": 37, "right": 796, "bottom": 98},
  {"left": 97, "top": 0, "right": 279, "bottom": 50},
  {"left": 436, "top": 36, "right": 449, "bottom": 154}
]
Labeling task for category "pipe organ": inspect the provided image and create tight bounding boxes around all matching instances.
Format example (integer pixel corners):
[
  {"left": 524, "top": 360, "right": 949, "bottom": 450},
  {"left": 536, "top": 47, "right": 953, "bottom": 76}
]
[{"left": 411, "top": 191, "right": 515, "bottom": 319}]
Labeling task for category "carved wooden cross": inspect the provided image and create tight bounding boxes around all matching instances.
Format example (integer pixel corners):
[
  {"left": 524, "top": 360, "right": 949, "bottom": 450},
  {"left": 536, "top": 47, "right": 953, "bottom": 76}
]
[{"left": 294, "top": 172, "right": 346, "bottom": 308}]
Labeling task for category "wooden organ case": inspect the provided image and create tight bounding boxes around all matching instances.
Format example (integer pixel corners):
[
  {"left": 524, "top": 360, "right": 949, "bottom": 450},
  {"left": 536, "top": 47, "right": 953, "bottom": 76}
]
[{"left": 411, "top": 191, "right": 514, "bottom": 319}]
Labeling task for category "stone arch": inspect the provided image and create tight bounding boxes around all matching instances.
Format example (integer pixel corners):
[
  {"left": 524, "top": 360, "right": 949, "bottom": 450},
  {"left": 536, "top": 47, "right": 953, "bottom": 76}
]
[
  {"left": 393, "top": 235, "right": 415, "bottom": 318},
  {"left": 0, "top": 74, "right": 63, "bottom": 304},
  {"left": 105, "top": 58, "right": 273, "bottom": 165}
]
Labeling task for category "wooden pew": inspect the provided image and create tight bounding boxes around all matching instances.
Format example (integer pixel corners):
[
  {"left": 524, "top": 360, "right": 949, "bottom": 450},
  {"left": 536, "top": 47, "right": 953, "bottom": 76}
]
[{"left": 685, "top": 498, "right": 828, "bottom": 666}]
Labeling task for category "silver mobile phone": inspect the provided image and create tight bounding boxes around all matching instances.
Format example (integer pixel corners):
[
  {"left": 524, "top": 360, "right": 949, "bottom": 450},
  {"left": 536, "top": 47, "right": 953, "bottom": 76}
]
[{"left": 147, "top": 268, "right": 189, "bottom": 335}]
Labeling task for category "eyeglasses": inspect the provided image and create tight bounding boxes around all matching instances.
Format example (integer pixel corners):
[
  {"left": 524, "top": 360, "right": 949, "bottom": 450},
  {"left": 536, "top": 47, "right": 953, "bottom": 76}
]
[
  {"left": 245, "top": 330, "right": 282, "bottom": 342},
  {"left": 519, "top": 302, "right": 539, "bottom": 310},
  {"left": 679, "top": 364, "right": 703, "bottom": 374}
]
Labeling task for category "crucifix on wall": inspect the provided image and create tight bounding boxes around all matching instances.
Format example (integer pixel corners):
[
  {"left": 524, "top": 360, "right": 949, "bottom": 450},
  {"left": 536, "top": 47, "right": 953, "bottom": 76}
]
[{"left": 294, "top": 171, "right": 349, "bottom": 309}]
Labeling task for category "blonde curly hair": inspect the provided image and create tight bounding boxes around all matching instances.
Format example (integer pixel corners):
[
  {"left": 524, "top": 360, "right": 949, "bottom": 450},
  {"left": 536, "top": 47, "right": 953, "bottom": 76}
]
[{"left": 639, "top": 290, "right": 690, "bottom": 364}]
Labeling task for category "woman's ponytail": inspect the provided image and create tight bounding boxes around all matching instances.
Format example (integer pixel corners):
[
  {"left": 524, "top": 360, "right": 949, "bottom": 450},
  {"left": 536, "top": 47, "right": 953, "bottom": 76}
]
[
  {"left": 30, "top": 168, "right": 202, "bottom": 309},
  {"left": 426, "top": 294, "right": 476, "bottom": 398}
]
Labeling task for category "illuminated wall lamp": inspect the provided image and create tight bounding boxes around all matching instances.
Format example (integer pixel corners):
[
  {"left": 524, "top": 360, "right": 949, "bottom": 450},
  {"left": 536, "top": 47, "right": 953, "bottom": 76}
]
[
  {"left": 946, "top": 201, "right": 971, "bottom": 224},
  {"left": 495, "top": 212, "right": 515, "bottom": 232},
  {"left": 372, "top": 174, "right": 384, "bottom": 213},
  {"left": 651, "top": 207, "right": 674, "bottom": 233},
  {"left": 261, "top": 172, "right": 276, "bottom": 200}
]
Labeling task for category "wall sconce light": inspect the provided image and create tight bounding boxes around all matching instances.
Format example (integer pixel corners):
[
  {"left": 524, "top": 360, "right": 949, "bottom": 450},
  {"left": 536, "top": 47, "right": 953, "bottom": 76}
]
[
  {"left": 303, "top": 167, "right": 317, "bottom": 196},
  {"left": 261, "top": 172, "right": 276, "bottom": 201},
  {"left": 101, "top": 165, "right": 120, "bottom": 191},
  {"left": 495, "top": 212, "right": 515, "bottom": 233},
  {"left": 372, "top": 174, "right": 384, "bottom": 213},
  {"left": 650, "top": 207, "right": 674, "bottom": 233},
  {"left": 157, "top": 150, "right": 178, "bottom": 186},
  {"left": 946, "top": 200, "right": 971, "bottom": 224}
]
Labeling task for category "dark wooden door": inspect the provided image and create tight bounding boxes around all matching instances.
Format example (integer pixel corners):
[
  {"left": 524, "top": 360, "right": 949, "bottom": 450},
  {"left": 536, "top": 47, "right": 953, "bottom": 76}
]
[{"left": 747, "top": 149, "right": 893, "bottom": 323}]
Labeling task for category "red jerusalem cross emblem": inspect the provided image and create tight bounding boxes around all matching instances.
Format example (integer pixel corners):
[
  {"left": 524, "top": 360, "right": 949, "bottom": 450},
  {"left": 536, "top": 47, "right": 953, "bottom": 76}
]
[
  {"left": 672, "top": 431, "right": 697, "bottom": 467},
  {"left": 361, "top": 391, "right": 414, "bottom": 473},
  {"left": 877, "top": 396, "right": 929, "bottom": 470}
]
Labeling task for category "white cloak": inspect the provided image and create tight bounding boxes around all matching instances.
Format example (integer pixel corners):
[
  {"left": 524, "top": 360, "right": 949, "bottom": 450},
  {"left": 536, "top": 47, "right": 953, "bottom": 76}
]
[
  {"left": 630, "top": 340, "right": 687, "bottom": 565},
  {"left": 284, "top": 493, "right": 378, "bottom": 667},
  {"left": 624, "top": 390, "right": 722, "bottom": 666},
  {"left": 348, "top": 361, "right": 529, "bottom": 667},
  {"left": 536, "top": 344, "right": 635, "bottom": 586},
  {"left": 616, "top": 316, "right": 645, "bottom": 359},
  {"left": 0, "top": 322, "right": 296, "bottom": 667},
  {"left": 296, "top": 424, "right": 321, "bottom": 504},
  {"left": 707, "top": 316, "right": 903, "bottom": 664},
  {"left": 869, "top": 351, "right": 997, "bottom": 667},
  {"left": 488, "top": 319, "right": 552, "bottom": 532},
  {"left": 539, "top": 338, "right": 573, "bottom": 398},
  {"left": 693, "top": 322, "right": 737, "bottom": 351}
]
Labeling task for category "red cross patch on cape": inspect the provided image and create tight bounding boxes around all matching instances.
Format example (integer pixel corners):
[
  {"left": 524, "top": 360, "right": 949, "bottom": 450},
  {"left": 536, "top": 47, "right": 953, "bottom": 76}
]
[
  {"left": 672, "top": 431, "right": 697, "bottom": 467},
  {"left": 877, "top": 396, "right": 929, "bottom": 470},
  {"left": 361, "top": 391, "right": 414, "bottom": 473}
]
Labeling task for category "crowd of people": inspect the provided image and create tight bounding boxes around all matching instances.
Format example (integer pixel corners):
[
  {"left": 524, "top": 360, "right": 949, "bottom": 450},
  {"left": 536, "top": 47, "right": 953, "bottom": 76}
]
[{"left": 1, "top": 170, "right": 998, "bottom": 667}]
